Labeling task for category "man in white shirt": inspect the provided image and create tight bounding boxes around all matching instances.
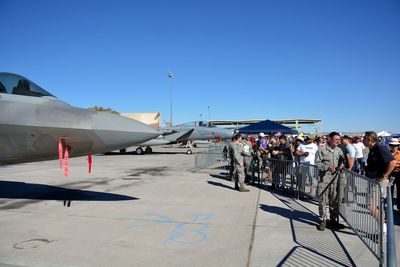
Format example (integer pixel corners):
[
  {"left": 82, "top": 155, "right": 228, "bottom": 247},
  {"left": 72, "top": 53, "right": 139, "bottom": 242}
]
[
  {"left": 296, "top": 135, "right": 319, "bottom": 195},
  {"left": 297, "top": 135, "right": 319, "bottom": 164},
  {"left": 352, "top": 136, "right": 365, "bottom": 174}
]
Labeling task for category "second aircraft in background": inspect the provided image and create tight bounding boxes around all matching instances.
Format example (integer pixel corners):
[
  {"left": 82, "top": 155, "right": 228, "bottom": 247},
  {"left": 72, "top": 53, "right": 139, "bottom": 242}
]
[{"left": 133, "top": 121, "right": 233, "bottom": 155}]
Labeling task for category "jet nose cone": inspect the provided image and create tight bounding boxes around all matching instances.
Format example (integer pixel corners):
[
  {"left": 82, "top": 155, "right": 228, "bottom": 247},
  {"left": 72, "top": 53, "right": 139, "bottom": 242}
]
[{"left": 91, "top": 112, "right": 160, "bottom": 151}]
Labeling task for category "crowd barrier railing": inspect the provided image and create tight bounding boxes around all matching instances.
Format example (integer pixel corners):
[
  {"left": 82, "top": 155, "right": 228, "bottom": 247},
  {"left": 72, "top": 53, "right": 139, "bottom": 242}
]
[
  {"left": 335, "top": 168, "right": 385, "bottom": 264},
  {"left": 194, "top": 151, "right": 396, "bottom": 266},
  {"left": 194, "top": 142, "right": 229, "bottom": 171},
  {"left": 288, "top": 160, "right": 395, "bottom": 267}
]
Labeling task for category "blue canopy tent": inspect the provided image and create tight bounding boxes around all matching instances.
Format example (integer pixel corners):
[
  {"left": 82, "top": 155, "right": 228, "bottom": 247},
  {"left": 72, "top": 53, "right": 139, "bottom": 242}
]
[
  {"left": 391, "top": 132, "right": 400, "bottom": 138},
  {"left": 238, "top": 120, "right": 298, "bottom": 135}
]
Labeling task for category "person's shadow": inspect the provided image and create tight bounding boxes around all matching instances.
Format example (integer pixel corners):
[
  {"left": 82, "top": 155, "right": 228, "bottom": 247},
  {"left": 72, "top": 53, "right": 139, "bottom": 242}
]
[
  {"left": 259, "top": 204, "right": 319, "bottom": 227},
  {"left": 207, "top": 181, "right": 236, "bottom": 191}
]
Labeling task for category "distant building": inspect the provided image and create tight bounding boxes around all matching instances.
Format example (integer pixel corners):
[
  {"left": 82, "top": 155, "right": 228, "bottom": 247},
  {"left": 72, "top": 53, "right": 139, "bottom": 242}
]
[{"left": 121, "top": 112, "right": 161, "bottom": 129}]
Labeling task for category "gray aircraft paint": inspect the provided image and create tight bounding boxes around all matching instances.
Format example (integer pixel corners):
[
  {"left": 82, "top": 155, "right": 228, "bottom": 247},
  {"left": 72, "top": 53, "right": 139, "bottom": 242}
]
[
  {"left": 0, "top": 73, "right": 160, "bottom": 165},
  {"left": 139, "top": 122, "right": 232, "bottom": 147}
]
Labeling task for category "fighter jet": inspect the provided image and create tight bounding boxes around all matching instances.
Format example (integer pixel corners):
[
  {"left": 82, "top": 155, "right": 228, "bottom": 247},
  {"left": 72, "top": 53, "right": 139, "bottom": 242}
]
[
  {"left": 0, "top": 72, "right": 160, "bottom": 168},
  {"left": 135, "top": 120, "right": 233, "bottom": 154}
]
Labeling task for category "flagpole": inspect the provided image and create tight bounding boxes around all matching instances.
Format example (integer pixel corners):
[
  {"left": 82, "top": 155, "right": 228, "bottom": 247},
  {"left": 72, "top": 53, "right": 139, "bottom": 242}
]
[{"left": 168, "top": 71, "right": 174, "bottom": 127}]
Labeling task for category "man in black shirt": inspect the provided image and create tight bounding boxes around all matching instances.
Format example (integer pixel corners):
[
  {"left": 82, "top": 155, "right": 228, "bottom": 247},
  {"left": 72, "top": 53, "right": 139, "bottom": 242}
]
[
  {"left": 363, "top": 131, "right": 396, "bottom": 223},
  {"left": 273, "top": 135, "right": 293, "bottom": 161},
  {"left": 272, "top": 136, "right": 294, "bottom": 188}
]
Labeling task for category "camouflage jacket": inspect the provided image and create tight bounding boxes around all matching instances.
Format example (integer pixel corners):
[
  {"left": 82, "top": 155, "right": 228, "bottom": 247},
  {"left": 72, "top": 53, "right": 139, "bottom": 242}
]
[
  {"left": 233, "top": 142, "right": 244, "bottom": 165},
  {"left": 315, "top": 144, "right": 344, "bottom": 176}
]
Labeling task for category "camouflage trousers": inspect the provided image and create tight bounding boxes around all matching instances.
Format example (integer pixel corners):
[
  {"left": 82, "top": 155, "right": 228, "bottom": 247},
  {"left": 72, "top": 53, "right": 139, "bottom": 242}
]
[
  {"left": 234, "top": 165, "right": 245, "bottom": 189},
  {"left": 244, "top": 156, "right": 252, "bottom": 177},
  {"left": 229, "top": 157, "right": 235, "bottom": 180},
  {"left": 317, "top": 174, "right": 340, "bottom": 222}
]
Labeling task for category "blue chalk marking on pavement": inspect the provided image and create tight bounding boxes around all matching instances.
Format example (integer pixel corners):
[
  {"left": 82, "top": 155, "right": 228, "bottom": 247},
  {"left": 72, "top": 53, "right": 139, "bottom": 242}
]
[
  {"left": 163, "top": 213, "right": 214, "bottom": 246},
  {"left": 124, "top": 212, "right": 214, "bottom": 246}
]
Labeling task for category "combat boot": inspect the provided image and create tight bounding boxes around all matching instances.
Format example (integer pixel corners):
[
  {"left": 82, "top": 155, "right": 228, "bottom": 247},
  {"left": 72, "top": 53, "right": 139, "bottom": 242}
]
[
  {"left": 318, "top": 220, "right": 326, "bottom": 231},
  {"left": 239, "top": 188, "right": 250, "bottom": 192}
]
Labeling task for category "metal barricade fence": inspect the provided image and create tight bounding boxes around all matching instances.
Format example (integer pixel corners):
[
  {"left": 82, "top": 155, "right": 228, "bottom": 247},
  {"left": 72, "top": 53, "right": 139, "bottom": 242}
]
[
  {"left": 337, "top": 169, "right": 384, "bottom": 263},
  {"left": 194, "top": 151, "right": 229, "bottom": 171},
  {"left": 194, "top": 142, "right": 229, "bottom": 172},
  {"left": 207, "top": 142, "right": 228, "bottom": 153},
  {"left": 194, "top": 151, "right": 396, "bottom": 266},
  {"left": 297, "top": 162, "right": 320, "bottom": 198},
  {"left": 268, "top": 158, "right": 297, "bottom": 191},
  {"left": 294, "top": 162, "right": 395, "bottom": 266}
]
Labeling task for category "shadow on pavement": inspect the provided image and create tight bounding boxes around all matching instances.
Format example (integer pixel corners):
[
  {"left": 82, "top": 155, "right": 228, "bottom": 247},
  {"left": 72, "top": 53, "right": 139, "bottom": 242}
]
[
  {"left": 259, "top": 204, "right": 319, "bottom": 227},
  {"left": 209, "top": 174, "right": 229, "bottom": 180},
  {"left": 207, "top": 181, "right": 236, "bottom": 191},
  {"left": 261, "top": 192, "right": 357, "bottom": 266},
  {"left": 0, "top": 180, "right": 138, "bottom": 202}
]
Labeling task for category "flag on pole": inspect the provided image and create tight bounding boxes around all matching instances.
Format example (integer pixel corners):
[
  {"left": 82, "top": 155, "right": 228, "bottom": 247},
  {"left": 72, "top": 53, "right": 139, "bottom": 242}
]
[{"left": 168, "top": 71, "right": 174, "bottom": 78}]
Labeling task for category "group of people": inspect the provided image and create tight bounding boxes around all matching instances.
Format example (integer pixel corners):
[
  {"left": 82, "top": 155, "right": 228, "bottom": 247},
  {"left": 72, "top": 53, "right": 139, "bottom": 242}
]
[
  {"left": 227, "top": 130, "right": 400, "bottom": 234},
  {"left": 227, "top": 133, "right": 252, "bottom": 192},
  {"left": 314, "top": 131, "right": 399, "bottom": 232}
]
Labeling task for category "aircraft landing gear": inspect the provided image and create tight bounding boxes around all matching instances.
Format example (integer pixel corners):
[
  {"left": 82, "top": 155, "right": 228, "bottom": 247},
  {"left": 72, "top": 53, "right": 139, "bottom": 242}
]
[
  {"left": 186, "top": 140, "right": 193, "bottom": 154},
  {"left": 120, "top": 148, "right": 126, "bottom": 153},
  {"left": 136, "top": 147, "right": 144, "bottom": 155},
  {"left": 145, "top": 146, "right": 152, "bottom": 154}
]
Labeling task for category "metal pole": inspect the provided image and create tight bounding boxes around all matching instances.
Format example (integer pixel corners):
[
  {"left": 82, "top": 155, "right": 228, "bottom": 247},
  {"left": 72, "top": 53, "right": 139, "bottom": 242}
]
[
  {"left": 386, "top": 183, "right": 397, "bottom": 267},
  {"left": 208, "top": 105, "right": 210, "bottom": 121},
  {"left": 168, "top": 71, "right": 173, "bottom": 127},
  {"left": 379, "top": 186, "right": 385, "bottom": 267}
]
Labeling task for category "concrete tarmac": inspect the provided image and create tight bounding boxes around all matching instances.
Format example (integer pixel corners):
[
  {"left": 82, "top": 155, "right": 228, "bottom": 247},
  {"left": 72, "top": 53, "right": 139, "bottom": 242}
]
[{"left": 0, "top": 146, "right": 397, "bottom": 267}]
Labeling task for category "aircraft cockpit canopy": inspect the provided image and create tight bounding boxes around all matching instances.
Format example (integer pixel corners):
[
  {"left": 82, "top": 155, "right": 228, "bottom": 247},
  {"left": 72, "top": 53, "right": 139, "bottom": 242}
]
[
  {"left": 0, "top": 72, "right": 55, "bottom": 97},
  {"left": 179, "top": 121, "right": 216, "bottom": 128}
]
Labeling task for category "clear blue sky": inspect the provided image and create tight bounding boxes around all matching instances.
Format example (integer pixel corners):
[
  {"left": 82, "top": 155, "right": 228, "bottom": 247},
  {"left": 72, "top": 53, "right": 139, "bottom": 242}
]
[{"left": 1, "top": 0, "right": 399, "bottom": 133}]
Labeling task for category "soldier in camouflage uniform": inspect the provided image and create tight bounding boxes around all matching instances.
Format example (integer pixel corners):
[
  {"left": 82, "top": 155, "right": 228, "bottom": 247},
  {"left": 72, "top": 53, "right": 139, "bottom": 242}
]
[
  {"left": 233, "top": 133, "right": 249, "bottom": 192},
  {"left": 242, "top": 134, "right": 254, "bottom": 182},
  {"left": 228, "top": 136, "right": 235, "bottom": 181},
  {"left": 315, "top": 131, "right": 345, "bottom": 231}
]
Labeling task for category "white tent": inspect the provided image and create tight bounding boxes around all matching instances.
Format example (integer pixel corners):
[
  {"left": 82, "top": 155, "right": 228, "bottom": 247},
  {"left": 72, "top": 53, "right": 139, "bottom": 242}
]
[{"left": 377, "top": 131, "right": 391, "bottom": 137}]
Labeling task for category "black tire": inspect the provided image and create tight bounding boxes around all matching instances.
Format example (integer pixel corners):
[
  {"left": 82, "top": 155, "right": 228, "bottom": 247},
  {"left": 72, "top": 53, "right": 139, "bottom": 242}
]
[
  {"left": 136, "top": 147, "right": 144, "bottom": 155},
  {"left": 145, "top": 146, "right": 152, "bottom": 154},
  {"left": 187, "top": 149, "right": 193, "bottom": 155},
  {"left": 120, "top": 148, "right": 127, "bottom": 153}
]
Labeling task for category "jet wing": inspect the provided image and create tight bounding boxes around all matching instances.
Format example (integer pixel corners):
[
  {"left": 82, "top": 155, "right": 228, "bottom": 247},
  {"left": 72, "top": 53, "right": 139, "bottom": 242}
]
[
  {"left": 137, "top": 129, "right": 194, "bottom": 146},
  {"left": 166, "top": 129, "right": 194, "bottom": 142}
]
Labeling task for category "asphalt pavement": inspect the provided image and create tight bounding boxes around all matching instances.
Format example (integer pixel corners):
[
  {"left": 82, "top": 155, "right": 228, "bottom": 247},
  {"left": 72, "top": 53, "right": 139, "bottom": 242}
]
[{"left": 0, "top": 146, "right": 397, "bottom": 267}]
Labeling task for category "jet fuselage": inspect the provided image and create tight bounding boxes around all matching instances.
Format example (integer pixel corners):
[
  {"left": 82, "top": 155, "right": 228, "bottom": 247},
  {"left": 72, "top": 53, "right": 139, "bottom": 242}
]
[{"left": 0, "top": 73, "right": 160, "bottom": 165}]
